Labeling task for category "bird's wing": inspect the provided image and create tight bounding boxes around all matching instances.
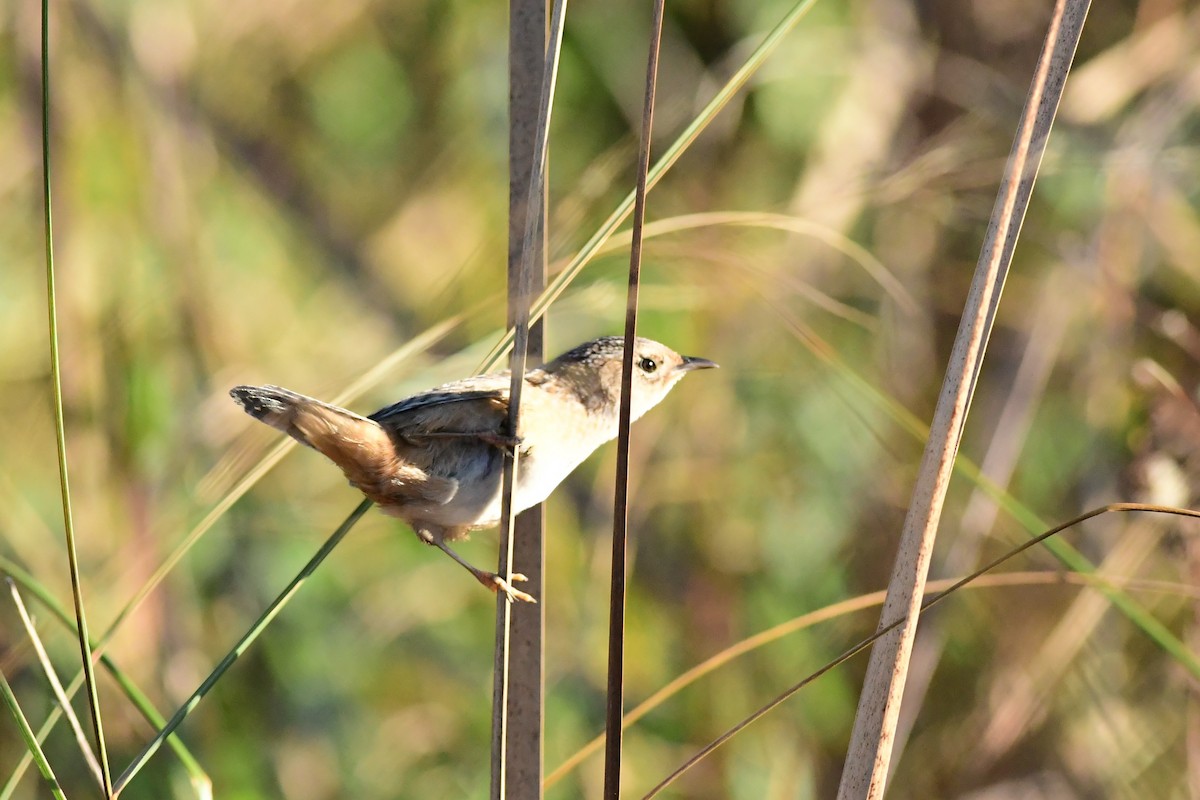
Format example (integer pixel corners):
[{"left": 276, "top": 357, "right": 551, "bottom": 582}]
[{"left": 369, "top": 374, "right": 512, "bottom": 438}]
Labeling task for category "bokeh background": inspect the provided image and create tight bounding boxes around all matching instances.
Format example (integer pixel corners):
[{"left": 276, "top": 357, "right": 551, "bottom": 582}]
[{"left": 4, "top": 0, "right": 1200, "bottom": 797}]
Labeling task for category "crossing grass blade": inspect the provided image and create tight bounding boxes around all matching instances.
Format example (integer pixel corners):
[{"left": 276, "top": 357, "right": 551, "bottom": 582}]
[
  {"left": 0, "top": 556, "right": 212, "bottom": 799},
  {"left": 8, "top": 579, "right": 104, "bottom": 789},
  {"left": 111, "top": 499, "right": 373, "bottom": 794},
  {"left": 0, "top": 670, "right": 67, "bottom": 800}
]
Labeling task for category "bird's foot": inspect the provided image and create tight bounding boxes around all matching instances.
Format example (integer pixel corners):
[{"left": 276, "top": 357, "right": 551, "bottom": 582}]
[
  {"left": 427, "top": 534, "right": 536, "bottom": 602},
  {"left": 482, "top": 571, "right": 536, "bottom": 603}
]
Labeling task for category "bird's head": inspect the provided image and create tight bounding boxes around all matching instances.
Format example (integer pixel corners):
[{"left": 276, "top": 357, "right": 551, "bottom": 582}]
[{"left": 544, "top": 336, "right": 717, "bottom": 422}]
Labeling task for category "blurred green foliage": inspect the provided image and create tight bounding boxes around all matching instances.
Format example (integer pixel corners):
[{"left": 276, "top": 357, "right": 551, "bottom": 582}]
[{"left": 4, "top": 0, "right": 1200, "bottom": 798}]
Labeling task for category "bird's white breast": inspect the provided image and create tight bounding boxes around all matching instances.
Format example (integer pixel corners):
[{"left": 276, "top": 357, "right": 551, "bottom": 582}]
[
  {"left": 513, "top": 383, "right": 618, "bottom": 508},
  {"left": 429, "top": 384, "right": 617, "bottom": 528}
]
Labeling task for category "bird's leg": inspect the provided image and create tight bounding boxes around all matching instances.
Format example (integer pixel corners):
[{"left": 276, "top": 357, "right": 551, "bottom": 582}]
[
  {"left": 415, "top": 527, "right": 536, "bottom": 604},
  {"left": 436, "top": 540, "right": 536, "bottom": 604},
  {"left": 406, "top": 429, "right": 523, "bottom": 455}
]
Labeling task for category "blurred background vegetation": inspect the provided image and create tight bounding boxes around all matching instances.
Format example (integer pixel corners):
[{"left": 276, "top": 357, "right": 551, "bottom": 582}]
[{"left": 3, "top": 0, "right": 1200, "bottom": 797}]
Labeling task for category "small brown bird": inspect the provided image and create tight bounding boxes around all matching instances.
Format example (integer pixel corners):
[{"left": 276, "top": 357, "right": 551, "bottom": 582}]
[{"left": 231, "top": 336, "right": 716, "bottom": 602}]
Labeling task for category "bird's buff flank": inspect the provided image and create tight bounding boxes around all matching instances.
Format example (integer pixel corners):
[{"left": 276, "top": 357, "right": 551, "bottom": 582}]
[{"left": 231, "top": 336, "right": 717, "bottom": 602}]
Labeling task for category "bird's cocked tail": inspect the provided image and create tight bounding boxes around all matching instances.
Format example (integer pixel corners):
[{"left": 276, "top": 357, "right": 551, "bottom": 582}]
[{"left": 230, "top": 385, "right": 404, "bottom": 497}]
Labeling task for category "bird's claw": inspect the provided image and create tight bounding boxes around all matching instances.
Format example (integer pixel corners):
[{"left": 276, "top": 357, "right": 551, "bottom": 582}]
[{"left": 488, "top": 572, "right": 536, "bottom": 603}]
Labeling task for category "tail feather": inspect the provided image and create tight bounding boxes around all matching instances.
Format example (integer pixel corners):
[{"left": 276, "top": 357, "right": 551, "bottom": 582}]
[
  {"left": 230, "top": 383, "right": 388, "bottom": 475},
  {"left": 230, "top": 385, "right": 361, "bottom": 439},
  {"left": 230, "top": 384, "right": 458, "bottom": 508},
  {"left": 230, "top": 385, "right": 308, "bottom": 431}
]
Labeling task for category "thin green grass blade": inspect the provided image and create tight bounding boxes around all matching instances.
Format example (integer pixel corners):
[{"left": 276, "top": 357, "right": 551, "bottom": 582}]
[
  {"left": 112, "top": 499, "right": 373, "bottom": 794},
  {"left": 0, "top": 556, "right": 211, "bottom": 798},
  {"left": 39, "top": 0, "right": 111, "bottom": 792},
  {"left": 0, "top": 670, "right": 67, "bottom": 800}
]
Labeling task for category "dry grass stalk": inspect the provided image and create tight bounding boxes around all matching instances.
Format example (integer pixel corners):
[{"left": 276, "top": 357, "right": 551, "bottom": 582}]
[{"left": 836, "top": 1, "right": 1093, "bottom": 796}]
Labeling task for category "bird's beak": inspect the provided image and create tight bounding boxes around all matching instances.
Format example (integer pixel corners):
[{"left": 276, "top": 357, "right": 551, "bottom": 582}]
[{"left": 679, "top": 355, "right": 718, "bottom": 372}]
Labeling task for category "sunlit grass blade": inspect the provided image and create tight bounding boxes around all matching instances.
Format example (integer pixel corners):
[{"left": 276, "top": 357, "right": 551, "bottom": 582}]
[
  {"left": 599, "top": 211, "right": 919, "bottom": 314},
  {"left": 7, "top": 579, "right": 103, "bottom": 789},
  {"left": 884, "top": 272, "right": 1071, "bottom": 766},
  {"left": 0, "top": 669, "right": 67, "bottom": 800},
  {"left": 112, "top": 499, "right": 373, "bottom": 795},
  {"left": 490, "top": 0, "right": 565, "bottom": 790}
]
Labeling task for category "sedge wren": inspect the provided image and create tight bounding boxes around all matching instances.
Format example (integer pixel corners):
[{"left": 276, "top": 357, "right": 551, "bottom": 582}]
[{"left": 231, "top": 336, "right": 716, "bottom": 602}]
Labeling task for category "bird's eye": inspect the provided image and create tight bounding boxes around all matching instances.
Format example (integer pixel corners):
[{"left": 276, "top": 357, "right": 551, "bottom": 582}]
[{"left": 638, "top": 357, "right": 658, "bottom": 373}]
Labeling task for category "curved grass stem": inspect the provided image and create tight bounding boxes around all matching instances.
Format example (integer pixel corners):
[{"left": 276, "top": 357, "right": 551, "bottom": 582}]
[{"left": 642, "top": 503, "right": 1200, "bottom": 798}]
